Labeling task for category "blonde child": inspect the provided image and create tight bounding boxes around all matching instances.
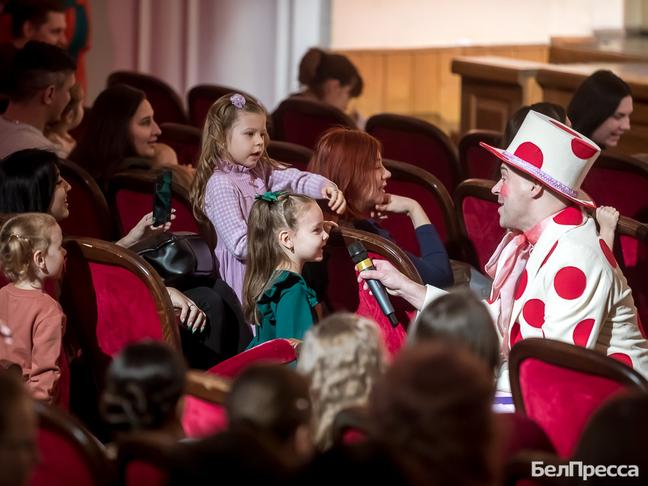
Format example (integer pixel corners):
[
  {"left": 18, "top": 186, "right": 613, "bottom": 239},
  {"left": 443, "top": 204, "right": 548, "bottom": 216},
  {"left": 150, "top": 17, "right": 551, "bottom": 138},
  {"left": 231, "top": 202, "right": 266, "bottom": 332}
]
[
  {"left": 297, "top": 312, "right": 386, "bottom": 450},
  {"left": 190, "top": 93, "right": 346, "bottom": 301},
  {"left": 243, "top": 192, "right": 332, "bottom": 347},
  {"left": 45, "top": 83, "right": 85, "bottom": 158},
  {"left": 0, "top": 213, "right": 67, "bottom": 405}
]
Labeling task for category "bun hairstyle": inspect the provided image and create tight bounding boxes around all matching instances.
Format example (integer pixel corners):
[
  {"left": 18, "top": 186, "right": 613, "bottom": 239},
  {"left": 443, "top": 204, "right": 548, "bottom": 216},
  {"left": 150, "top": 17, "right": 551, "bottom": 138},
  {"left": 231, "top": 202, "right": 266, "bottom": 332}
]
[
  {"left": 298, "top": 47, "right": 363, "bottom": 98},
  {"left": 0, "top": 213, "right": 58, "bottom": 282},
  {"left": 100, "top": 341, "right": 187, "bottom": 432}
]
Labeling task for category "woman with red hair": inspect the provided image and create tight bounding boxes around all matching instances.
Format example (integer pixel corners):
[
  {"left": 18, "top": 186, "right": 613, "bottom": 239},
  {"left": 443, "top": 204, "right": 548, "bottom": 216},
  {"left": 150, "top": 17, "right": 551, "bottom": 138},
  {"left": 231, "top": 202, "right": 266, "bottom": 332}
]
[{"left": 308, "top": 128, "right": 452, "bottom": 287}]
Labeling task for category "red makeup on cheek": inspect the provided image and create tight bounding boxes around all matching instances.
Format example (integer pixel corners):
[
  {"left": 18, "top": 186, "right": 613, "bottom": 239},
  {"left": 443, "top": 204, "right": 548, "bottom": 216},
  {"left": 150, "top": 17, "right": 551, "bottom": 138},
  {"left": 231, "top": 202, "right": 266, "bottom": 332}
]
[{"left": 500, "top": 183, "right": 509, "bottom": 198}]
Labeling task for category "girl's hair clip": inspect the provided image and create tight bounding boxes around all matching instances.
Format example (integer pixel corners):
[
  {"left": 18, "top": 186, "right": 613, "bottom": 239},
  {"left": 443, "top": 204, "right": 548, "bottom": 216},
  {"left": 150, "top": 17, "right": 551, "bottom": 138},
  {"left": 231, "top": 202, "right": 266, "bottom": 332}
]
[
  {"left": 255, "top": 191, "right": 285, "bottom": 203},
  {"left": 229, "top": 93, "right": 246, "bottom": 109}
]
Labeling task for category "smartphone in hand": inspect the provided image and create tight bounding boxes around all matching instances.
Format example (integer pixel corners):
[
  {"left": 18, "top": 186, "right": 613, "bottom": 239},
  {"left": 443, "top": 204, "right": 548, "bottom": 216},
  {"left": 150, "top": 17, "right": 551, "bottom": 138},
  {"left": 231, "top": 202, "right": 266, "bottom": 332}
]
[{"left": 152, "top": 169, "right": 172, "bottom": 227}]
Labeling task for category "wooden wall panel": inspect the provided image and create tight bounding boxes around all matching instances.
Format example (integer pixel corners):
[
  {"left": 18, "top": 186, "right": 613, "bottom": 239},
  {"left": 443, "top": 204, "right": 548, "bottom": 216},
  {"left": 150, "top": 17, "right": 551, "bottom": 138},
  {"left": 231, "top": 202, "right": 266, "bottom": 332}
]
[{"left": 338, "top": 44, "right": 549, "bottom": 135}]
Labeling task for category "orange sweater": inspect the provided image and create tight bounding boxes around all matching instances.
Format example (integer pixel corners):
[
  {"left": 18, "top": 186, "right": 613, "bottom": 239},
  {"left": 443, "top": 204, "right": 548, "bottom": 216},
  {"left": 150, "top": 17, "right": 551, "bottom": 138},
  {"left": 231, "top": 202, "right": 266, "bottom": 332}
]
[{"left": 0, "top": 283, "right": 66, "bottom": 404}]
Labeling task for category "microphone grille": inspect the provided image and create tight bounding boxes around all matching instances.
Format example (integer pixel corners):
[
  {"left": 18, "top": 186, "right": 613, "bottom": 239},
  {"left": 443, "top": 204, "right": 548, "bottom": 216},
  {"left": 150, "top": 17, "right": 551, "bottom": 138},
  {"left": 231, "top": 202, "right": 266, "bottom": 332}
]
[{"left": 347, "top": 241, "right": 368, "bottom": 263}]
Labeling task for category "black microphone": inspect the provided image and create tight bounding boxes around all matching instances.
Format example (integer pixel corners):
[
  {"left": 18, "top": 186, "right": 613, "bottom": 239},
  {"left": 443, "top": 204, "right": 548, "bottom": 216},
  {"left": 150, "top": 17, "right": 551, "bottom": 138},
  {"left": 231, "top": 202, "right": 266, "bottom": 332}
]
[{"left": 348, "top": 241, "right": 398, "bottom": 328}]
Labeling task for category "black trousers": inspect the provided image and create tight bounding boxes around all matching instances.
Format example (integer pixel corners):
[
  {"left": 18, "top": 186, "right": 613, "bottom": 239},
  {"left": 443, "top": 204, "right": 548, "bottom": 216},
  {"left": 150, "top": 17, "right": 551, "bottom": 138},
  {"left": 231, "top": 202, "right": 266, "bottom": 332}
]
[{"left": 179, "top": 279, "right": 252, "bottom": 369}]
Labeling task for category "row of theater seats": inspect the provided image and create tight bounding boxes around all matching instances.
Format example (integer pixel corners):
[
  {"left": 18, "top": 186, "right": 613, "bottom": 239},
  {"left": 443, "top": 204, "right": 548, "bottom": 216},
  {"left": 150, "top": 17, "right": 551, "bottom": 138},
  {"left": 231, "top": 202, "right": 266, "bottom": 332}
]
[
  {"left": 58, "top": 155, "right": 648, "bottom": 339},
  {"left": 101, "top": 71, "right": 648, "bottom": 227},
  {"left": 31, "top": 334, "right": 648, "bottom": 486}
]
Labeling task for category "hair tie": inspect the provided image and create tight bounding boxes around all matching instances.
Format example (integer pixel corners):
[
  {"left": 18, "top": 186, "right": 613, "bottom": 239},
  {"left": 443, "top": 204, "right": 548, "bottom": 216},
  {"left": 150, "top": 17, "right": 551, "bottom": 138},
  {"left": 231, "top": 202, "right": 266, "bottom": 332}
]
[
  {"left": 230, "top": 93, "right": 246, "bottom": 109},
  {"left": 255, "top": 191, "right": 285, "bottom": 203}
]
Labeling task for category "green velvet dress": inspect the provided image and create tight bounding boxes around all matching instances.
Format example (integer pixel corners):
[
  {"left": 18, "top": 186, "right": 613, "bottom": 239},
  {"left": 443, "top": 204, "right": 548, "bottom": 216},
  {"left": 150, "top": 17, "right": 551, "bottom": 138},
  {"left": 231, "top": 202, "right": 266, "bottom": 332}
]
[{"left": 247, "top": 270, "right": 318, "bottom": 349}]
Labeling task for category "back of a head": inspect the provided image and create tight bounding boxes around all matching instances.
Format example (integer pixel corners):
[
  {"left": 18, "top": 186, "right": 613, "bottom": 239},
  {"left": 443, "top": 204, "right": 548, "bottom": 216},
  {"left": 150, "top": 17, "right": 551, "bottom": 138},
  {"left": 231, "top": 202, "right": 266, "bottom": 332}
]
[
  {"left": 69, "top": 84, "right": 145, "bottom": 182},
  {"left": 411, "top": 290, "right": 500, "bottom": 374},
  {"left": 101, "top": 341, "right": 187, "bottom": 434},
  {"left": 567, "top": 70, "right": 631, "bottom": 139},
  {"left": 370, "top": 342, "right": 495, "bottom": 486},
  {"left": 226, "top": 364, "right": 311, "bottom": 444},
  {"left": 298, "top": 313, "right": 386, "bottom": 449},
  {"left": 8, "top": 0, "right": 65, "bottom": 39},
  {"left": 307, "top": 127, "right": 381, "bottom": 218},
  {"left": 7, "top": 40, "right": 75, "bottom": 102},
  {"left": 0, "top": 149, "right": 59, "bottom": 214},
  {"left": 572, "top": 391, "right": 648, "bottom": 484},
  {"left": 298, "top": 47, "right": 363, "bottom": 98},
  {"left": 502, "top": 102, "right": 567, "bottom": 148}
]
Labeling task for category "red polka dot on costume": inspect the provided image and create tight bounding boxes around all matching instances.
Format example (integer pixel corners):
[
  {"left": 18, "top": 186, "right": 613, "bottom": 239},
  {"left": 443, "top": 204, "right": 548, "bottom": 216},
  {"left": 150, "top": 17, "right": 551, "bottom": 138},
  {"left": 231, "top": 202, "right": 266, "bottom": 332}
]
[
  {"left": 514, "top": 270, "right": 528, "bottom": 300},
  {"left": 554, "top": 266, "right": 587, "bottom": 300},
  {"left": 550, "top": 119, "right": 582, "bottom": 137},
  {"left": 540, "top": 241, "right": 559, "bottom": 269},
  {"left": 599, "top": 239, "right": 618, "bottom": 269},
  {"left": 522, "top": 299, "right": 545, "bottom": 328},
  {"left": 609, "top": 352, "right": 633, "bottom": 369},
  {"left": 571, "top": 138, "right": 598, "bottom": 159},
  {"left": 572, "top": 319, "right": 595, "bottom": 347},
  {"left": 514, "top": 142, "right": 544, "bottom": 169},
  {"left": 510, "top": 321, "right": 522, "bottom": 347},
  {"left": 553, "top": 206, "right": 583, "bottom": 226}
]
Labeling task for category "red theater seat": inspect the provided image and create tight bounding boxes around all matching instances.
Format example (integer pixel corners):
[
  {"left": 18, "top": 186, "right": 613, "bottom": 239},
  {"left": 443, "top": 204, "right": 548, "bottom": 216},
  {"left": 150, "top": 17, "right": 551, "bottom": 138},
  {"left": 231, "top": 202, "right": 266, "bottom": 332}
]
[
  {"left": 30, "top": 402, "right": 110, "bottom": 486},
  {"left": 158, "top": 123, "right": 202, "bottom": 167},
  {"left": 509, "top": 338, "right": 648, "bottom": 458},
  {"left": 107, "top": 71, "right": 188, "bottom": 125},
  {"left": 271, "top": 98, "right": 356, "bottom": 149},
  {"left": 454, "top": 178, "right": 505, "bottom": 270},
  {"left": 458, "top": 129, "right": 503, "bottom": 181},
  {"left": 366, "top": 113, "right": 463, "bottom": 193}
]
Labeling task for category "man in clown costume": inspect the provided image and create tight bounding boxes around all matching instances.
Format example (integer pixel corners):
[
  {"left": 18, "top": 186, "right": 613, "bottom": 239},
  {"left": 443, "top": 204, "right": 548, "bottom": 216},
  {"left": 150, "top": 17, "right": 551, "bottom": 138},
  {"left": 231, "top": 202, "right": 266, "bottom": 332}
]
[{"left": 359, "top": 110, "right": 648, "bottom": 392}]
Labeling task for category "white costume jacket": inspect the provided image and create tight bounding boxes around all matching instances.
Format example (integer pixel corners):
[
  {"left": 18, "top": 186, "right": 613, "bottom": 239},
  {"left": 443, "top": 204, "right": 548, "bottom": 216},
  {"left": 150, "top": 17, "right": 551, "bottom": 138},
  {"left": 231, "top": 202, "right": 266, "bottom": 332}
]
[{"left": 424, "top": 206, "right": 648, "bottom": 391}]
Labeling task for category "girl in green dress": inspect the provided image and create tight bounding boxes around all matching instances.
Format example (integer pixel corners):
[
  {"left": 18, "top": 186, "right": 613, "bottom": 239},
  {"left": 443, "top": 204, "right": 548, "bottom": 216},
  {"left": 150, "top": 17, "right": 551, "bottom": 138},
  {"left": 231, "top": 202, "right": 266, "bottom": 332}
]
[{"left": 243, "top": 192, "right": 334, "bottom": 347}]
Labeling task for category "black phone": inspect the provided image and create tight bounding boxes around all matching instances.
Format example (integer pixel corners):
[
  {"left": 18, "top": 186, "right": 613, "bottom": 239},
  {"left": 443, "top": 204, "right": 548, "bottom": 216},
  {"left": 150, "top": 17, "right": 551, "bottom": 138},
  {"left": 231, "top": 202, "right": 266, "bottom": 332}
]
[{"left": 152, "top": 170, "right": 172, "bottom": 227}]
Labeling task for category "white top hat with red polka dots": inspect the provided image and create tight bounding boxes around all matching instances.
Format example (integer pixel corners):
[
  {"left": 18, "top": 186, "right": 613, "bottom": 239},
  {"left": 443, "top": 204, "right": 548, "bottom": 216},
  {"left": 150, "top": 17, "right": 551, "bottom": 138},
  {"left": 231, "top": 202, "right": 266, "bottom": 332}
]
[{"left": 480, "top": 110, "right": 600, "bottom": 208}]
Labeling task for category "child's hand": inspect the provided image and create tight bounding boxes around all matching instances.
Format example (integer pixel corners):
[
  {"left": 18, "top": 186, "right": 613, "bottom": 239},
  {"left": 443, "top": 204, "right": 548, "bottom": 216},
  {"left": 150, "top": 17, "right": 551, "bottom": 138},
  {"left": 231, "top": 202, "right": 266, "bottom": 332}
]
[
  {"left": 596, "top": 206, "right": 619, "bottom": 250},
  {"left": 596, "top": 206, "right": 620, "bottom": 230},
  {"left": 322, "top": 185, "right": 346, "bottom": 214}
]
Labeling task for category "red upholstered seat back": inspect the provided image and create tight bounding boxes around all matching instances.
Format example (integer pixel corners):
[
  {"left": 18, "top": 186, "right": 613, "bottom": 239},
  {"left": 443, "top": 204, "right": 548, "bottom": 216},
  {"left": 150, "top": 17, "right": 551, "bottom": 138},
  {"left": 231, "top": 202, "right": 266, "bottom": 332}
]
[
  {"left": 124, "top": 462, "right": 166, "bottom": 486},
  {"left": 181, "top": 396, "right": 228, "bottom": 439},
  {"left": 271, "top": 98, "right": 356, "bottom": 149},
  {"left": 381, "top": 159, "right": 459, "bottom": 256},
  {"left": 582, "top": 154, "right": 648, "bottom": 223},
  {"left": 458, "top": 130, "right": 502, "bottom": 180},
  {"left": 107, "top": 71, "right": 188, "bottom": 125},
  {"left": 456, "top": 185, "right": 505, "bottom": 270},
  {"left": 60, "top": 238, "right": 177, "bottom": 363},
  {"left": 517, "top": 359, "right": 625, "bottom": 457},
  {"left": 187, "top": 84, "right": 255, "bottom": 128},
  {"left": 366, "top": 114, "right": 462, "bottom": 193},
  {"left": 58, "top": 160, "right": 115, "bottom": 240},
  {"left": 30, "top": 403, "right": 109, "bottom": 486},
  {"left": 614, "top": 218, "right": 648, "bottom": 337},
  {"left": 31, "top": 429, "right": 98, "bottom": 486},
  {"left": 267, "top": 140, "right": 314, "bottom": 172},
  {"left": 158, "top": 123, "right": 201, "bottom": 167},
  {"left": 114, "top": 186, "right": 200, "bottom": 235},
  {"left": 316, "top": 229, "right": 419, "bottom": 356},
  {"left": 207, "top": 338, "right": 297, "bottom": 379}
]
